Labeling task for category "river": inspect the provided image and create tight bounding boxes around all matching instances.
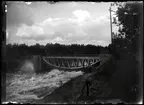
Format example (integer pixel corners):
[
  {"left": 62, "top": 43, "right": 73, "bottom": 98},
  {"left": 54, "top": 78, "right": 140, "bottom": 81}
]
[{"left": 6, "top": 69, "right": 84, "bottom": 103}]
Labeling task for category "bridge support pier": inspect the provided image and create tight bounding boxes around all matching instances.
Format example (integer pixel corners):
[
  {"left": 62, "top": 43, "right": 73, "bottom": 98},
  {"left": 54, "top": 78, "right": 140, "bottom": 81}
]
[{"left": 31, "top": 55, "right": 42, "bottom": 73}]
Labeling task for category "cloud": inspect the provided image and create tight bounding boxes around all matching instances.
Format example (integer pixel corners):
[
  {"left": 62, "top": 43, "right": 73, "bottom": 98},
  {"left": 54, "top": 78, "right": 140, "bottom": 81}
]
[
  {"left": 14, "top": 39, "right": 36, "bottom": 45},
  {"left": 78, "top": 40, "right": 109, "bottom": 46},
  {"left": 7, "top": 2, "right": 113, "bottom": 46},
  {"left": 73, "top": 9, "right": 91, "bottom": 22},
  {"left": 94, "top": 15, "right": 109, "bottom": 24},
  {"left": 25, "top": 2, "right": 32, "bottom": 5},
  {"left": 51, "top": 37, "right": 63, "bottom": 42},
  {"left": 15, "top": 16, "right": 87, "bottom": 40},
  {"left": 15, "top": 13, "right": 110, "bottom": 45},
  {"left": 6, "top": 2, "right": 34, "bottom": 27},
  {"left": 16, "top": 24, "right": 44, "bottom": 37}
]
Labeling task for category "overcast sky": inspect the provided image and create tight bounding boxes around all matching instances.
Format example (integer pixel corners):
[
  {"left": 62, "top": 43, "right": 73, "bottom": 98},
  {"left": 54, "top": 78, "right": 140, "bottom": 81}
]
[{"left": 6, "top": 1, "right": 118, "bottom": 46}]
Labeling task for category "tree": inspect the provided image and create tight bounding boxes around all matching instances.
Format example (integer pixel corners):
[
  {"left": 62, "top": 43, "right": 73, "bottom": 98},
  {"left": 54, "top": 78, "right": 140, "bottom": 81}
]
[{"left": 112, "top": 2, "right": 143, "bottom": 53}]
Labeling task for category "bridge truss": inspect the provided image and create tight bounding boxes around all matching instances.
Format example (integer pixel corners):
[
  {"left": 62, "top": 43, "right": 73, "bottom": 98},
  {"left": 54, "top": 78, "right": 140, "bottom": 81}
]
[{"left": 42, "top": 56, "right": 100, "bottom": 70}]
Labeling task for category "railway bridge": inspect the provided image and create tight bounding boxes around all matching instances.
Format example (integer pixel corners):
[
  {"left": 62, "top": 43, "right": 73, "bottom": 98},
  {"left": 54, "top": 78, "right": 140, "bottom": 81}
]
[{"left": 31, "top": 55, "right": 101, "bottom": 72}]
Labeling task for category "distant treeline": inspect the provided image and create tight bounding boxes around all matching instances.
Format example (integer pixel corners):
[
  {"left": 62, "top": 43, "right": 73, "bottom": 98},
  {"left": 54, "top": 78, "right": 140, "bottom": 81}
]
[
  {"left": 6, "top": 43, "right": 109, "bottom": 60},
  {"left": 5, "top": 43, "right": 109, "bottom": 72}
]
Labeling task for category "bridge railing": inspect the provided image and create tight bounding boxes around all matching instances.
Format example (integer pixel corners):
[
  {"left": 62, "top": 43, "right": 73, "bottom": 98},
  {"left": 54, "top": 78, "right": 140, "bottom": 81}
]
[
  {"left": 44, "top": 54, "right": 99, "bottom": 57},
  {"left": 43, "top": 56, "right": 100, "bottom": 59}
]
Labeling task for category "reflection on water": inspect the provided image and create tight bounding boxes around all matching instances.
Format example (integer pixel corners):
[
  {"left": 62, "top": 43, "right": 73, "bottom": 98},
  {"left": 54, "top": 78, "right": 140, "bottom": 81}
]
[{"left": 6, "top": 69, "right": 84, "bottom": 103}]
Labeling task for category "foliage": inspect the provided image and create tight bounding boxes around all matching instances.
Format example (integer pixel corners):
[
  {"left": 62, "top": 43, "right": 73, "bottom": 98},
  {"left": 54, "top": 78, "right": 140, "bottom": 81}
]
[
  {"left": 6, "top": 43, "right": 108, "bottom": 60},
  {"left": 6, "top": 43, "right": 109, "bottom": 72},
  {"left": 111, "top": 1, "right": 142, "bottom": 53}
]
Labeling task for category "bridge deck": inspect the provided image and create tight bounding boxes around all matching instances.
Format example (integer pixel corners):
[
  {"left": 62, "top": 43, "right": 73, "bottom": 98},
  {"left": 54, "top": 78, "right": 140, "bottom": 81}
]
[{"left": 44, "top": 56, "right": 100, "bottom": 59}]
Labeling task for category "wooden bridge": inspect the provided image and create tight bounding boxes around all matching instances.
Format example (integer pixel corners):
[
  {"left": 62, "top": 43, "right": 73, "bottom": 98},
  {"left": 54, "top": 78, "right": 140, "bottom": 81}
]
[{"left": 42, "top": 56, "right": 100, "bottom": 70}]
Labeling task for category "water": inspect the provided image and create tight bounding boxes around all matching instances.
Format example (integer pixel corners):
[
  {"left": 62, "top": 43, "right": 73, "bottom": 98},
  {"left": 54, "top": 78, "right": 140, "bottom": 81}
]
[
  {"left": 5, "top": 54, "right": 110, "bottom": 103},
  {"left": 6, "top": 69, "right": 84, "bottom": 103},
  {"left": 20, "top": 60, "right": 34, "bottom": 73}
]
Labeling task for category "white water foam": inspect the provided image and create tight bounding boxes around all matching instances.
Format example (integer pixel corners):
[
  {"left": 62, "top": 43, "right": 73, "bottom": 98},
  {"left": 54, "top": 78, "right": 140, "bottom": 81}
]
[{"left": 6, "top": 69, "right": 84, "bottom": 103}]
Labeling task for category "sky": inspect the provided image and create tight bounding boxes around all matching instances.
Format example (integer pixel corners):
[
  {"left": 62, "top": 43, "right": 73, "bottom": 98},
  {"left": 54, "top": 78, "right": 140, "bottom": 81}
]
[{"left": 6, "top": 1, "right": 118, "bottom": 46}]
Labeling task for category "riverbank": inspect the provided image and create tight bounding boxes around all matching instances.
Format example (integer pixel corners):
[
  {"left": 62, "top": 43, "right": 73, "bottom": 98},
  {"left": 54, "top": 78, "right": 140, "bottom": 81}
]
[
  {"left": 33, "top": 53, "right": 141, "bottom": 104},
  {"left": 29, "top": 54, "right": 113, "bottom": 104}
]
